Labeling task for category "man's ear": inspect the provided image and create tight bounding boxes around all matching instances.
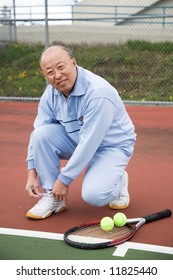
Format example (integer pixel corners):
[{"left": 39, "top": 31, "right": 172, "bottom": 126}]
[{"left": 72, "top": 57, "right": 77, "bottom": 67}]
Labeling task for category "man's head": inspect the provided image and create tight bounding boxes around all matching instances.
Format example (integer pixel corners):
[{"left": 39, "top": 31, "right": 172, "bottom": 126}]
[{"left": 40, "top": 45, "right": 77, "bottom": 97}]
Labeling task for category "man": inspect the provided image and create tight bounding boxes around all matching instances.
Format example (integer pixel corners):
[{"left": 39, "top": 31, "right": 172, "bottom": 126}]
[{"left": 25, "top": 45, "right": 136, "bottom": 219}]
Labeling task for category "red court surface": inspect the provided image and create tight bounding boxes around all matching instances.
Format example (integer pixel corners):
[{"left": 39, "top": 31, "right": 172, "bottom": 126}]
[{"left": 0, "top": 102, "right": 173, "bottom": 248}]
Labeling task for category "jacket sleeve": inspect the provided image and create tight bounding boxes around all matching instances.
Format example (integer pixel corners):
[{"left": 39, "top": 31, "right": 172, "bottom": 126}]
[{"left": 58, "top": 97, "right": 118, "bottom": 185}]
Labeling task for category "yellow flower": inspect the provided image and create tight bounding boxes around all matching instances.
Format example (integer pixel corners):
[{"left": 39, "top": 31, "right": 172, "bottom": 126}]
[
  {"left": 18, "top": 71, "right": 26, "bottom": 78},
  {"left": 18, "top": 86, "right": 23, "bottom": 91},
  {"left": 7, "top": 75, "right": 13, "bottom": 81},
  {"left": 32, "top": 89, "right": 38, "bottom": 93}
]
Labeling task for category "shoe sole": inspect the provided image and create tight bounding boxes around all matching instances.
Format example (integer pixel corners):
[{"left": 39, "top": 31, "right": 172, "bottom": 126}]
[
  {"left": 26, "top": 205, "right": 66, "bottom": 219},
  {"left": 109, "top": 199, "right": 130, "bottom": 210}
]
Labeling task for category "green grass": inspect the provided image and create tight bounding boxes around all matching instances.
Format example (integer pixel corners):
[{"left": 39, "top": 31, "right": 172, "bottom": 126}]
[{"left": 0, "top": 41, "right": 173, "bottom": 101}]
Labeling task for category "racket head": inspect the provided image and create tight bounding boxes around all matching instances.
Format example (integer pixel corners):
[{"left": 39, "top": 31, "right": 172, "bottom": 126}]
[
  {"left": 64, "top": 209, "right": 172, "bottom": 249},
  {"left": 64, "top": 221, "right": 136, "bottom": 249}
]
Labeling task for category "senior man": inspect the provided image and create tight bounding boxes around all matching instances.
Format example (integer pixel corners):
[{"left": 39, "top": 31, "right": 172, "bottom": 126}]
[{"left": 25, "top": 45, "right": 136, "bottom": 219}]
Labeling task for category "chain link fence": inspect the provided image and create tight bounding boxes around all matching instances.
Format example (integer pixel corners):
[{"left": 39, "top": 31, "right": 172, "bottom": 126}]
[{"left": 0, "top": 0, "right": 173, "bottom": 104}]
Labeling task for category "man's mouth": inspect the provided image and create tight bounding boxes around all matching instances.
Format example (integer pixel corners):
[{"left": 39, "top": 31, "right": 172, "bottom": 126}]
[{"left": 58, "top": 79, "right": 67, "bottom": 86}]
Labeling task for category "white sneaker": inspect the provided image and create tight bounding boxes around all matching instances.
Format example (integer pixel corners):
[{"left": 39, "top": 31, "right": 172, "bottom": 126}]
[
  {"left": 109, "top": 171, "right": 130, "bottom": 209},
  {"left": 26, "top": 192, "right": 66, "bottom": 219}
]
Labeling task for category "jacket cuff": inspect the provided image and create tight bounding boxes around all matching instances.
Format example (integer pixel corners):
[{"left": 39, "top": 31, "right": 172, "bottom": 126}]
[
  {"left": 27, "top": 160, "right": 35, "bottom": 171},
  {"left": 58, "top": 173, "right": 73, "bottom": 186}
]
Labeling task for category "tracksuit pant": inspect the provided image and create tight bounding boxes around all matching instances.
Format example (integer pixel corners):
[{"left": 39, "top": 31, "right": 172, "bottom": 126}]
[{"left": 31, "top": 123, "right": 134, "bottom": 207}]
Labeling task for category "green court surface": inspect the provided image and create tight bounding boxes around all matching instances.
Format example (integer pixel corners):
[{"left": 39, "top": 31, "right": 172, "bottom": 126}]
[{"left": 0, "top": 229, "right": 173, "bottom": 260}]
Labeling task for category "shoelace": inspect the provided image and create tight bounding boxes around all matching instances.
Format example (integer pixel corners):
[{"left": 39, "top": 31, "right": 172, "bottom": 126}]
[{"left": 36, "top": 193, "right": 57, "bottom": 209}]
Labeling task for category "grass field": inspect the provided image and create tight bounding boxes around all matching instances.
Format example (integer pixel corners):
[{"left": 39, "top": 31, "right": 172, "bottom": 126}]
[{"left": 0, "top": 40, "right": 173, "bottom": 101}]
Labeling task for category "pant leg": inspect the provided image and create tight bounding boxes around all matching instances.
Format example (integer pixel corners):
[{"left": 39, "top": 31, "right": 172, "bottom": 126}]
[
  {"left": 81, "top": 147, "right": 132, "bottom": 207},
  {"left": 32, "top": 123, "right": 77, "bottom": 190}
]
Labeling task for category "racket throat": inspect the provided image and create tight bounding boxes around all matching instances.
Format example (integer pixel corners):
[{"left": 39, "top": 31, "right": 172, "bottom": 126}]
[{"left": 136, "top": 218, "right": 146, "bottom": 229}]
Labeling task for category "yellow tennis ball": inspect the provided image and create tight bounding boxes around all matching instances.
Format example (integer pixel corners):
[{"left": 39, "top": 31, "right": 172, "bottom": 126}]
[
  {"left": 100, "top": 216, "right": 114, "bottom": 232},
  {"left": 113, "top": 212, "right": 127, "bottom": 227}
]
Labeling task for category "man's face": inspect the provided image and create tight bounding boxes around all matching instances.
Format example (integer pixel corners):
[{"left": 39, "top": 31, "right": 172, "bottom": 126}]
[{"left": 41, "top": 47, "right": 77, "bottom": 97}]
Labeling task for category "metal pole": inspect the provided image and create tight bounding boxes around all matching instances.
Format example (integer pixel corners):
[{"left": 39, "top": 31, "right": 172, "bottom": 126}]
[
  {"left": 114, "top": 6, "right": 117, "bottom": 25},
  {"left": 45, "top": 0, "right": 49, "bottom": 49},
  {"left": 162, "top": 7, "right": 166, "bottom": 27},
  {"left": 13, "top": 0, "right": 17, "bottom": 41}
]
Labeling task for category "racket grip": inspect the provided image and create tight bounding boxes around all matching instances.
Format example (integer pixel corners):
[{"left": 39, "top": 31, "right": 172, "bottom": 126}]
[{"left": 144, "top": 209, "right": 172, "bottom": 223}]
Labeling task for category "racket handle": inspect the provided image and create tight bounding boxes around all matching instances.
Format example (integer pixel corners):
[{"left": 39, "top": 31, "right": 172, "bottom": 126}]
[{"left": 144, "top": 209, "right": 172, "bottom": 223}]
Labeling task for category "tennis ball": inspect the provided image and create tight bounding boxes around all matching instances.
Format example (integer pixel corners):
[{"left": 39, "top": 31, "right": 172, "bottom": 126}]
[
  {"left": 113, "top": 212, "right": 127, "bottom": 227},
  {"left": 100, "top": 216, "right": 114, "bottom": 232}
]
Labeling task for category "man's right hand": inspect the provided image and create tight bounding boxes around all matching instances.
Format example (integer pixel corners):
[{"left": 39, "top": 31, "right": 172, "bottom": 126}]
[{"left": 25, "top": 169, "right": 42, "bottom": 198}]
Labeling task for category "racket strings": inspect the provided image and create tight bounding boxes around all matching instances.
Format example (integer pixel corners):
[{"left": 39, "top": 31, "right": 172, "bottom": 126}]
[{"left": 68, "top": 224, "right": 133, "bottom": 243}]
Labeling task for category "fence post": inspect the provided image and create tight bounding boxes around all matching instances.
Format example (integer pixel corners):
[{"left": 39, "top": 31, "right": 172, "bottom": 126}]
[
  {"left": 44, "top": 0, "right": 49, "bottom": 87},
  {"left": 12, "top": 0, "right": 17, "bottom": 41},
  {"left": 45, "top": 0, "right": 49, "bottom": 48},
  {"left": 162, "top": 6, "right": 166, "bottom": 27},
  {"left": 114, "top": 6, "right": 117, "bottom": 25}
]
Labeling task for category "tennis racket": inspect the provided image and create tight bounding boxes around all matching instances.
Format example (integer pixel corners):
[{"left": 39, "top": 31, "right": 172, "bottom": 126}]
[{"left": 64, "top": 209, "right": 172, "bottom": 249}]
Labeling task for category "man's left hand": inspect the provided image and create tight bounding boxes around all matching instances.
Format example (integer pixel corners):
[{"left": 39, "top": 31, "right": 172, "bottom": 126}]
[{"left": 52, "top": 179, "right": 69, "bottom": 206}]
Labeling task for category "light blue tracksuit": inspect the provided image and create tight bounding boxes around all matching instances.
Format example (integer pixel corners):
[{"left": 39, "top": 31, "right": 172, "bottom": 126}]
[{"left": 27, "top": 66, "right": 136, "bottom": 206}]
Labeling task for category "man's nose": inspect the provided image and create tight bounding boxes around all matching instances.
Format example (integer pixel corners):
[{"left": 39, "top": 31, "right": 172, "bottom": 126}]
[{"left": 55, "top": 69, "right": 62, "bottom": 79}]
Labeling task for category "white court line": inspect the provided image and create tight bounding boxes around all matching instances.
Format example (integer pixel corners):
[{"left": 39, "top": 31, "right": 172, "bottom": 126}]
[
  {"left": 113, "top": 241, "right": 173, "bottom": 257},
  {"left": 0, "top": 227, "right": 173, "bottom": 257},
  {"left": 0, "top": 227, "right": 63, "bottom": 240}
]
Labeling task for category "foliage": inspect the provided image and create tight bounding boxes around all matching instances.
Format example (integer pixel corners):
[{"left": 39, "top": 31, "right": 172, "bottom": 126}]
[{"left": 0, "top": 41, "right": 173, "bottom": 101}]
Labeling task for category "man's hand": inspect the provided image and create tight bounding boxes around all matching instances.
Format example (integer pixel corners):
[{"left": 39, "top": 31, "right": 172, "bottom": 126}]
[
  {"left": 25, "top": 169, "right": 41, "bottom": 198},
  {"left": 52, "top": 179, "right": 69, "bottom": 206}
]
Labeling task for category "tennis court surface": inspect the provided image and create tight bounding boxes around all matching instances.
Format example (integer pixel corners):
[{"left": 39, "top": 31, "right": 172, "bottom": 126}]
[{"left": 0, "top": 102, "right": 173, "bottom": 262}]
